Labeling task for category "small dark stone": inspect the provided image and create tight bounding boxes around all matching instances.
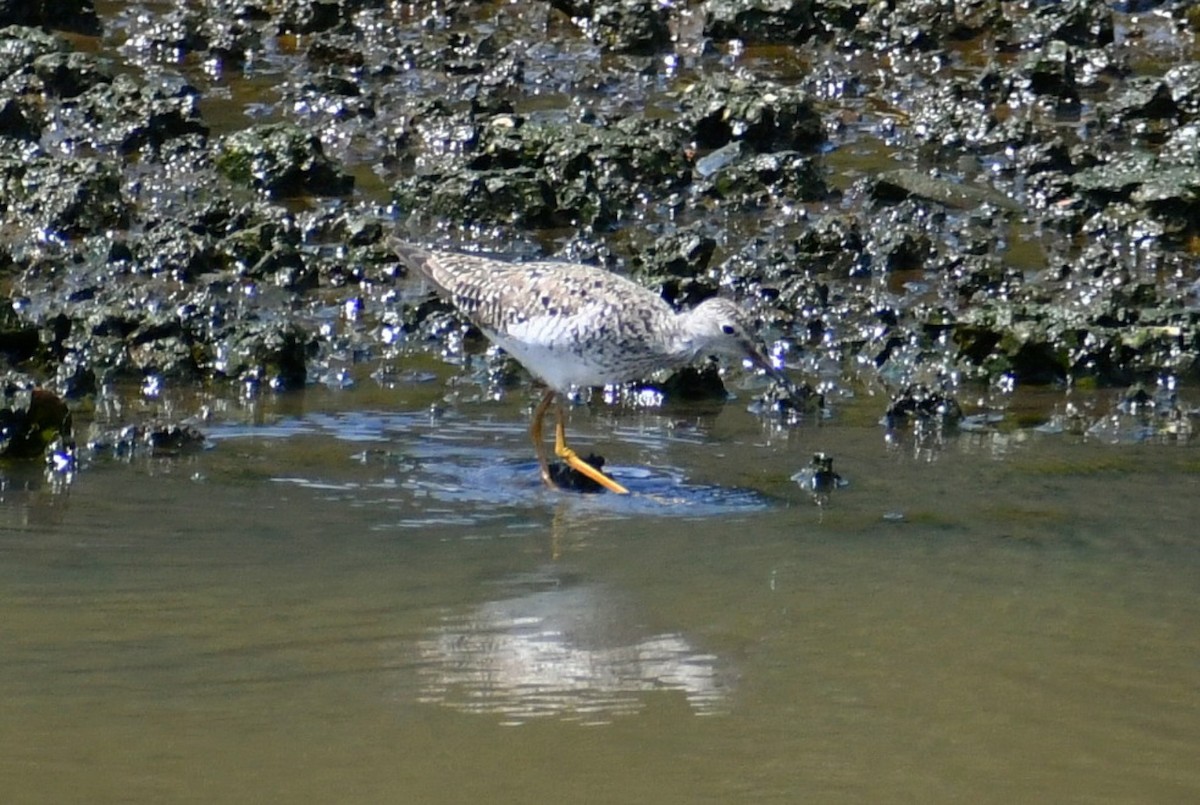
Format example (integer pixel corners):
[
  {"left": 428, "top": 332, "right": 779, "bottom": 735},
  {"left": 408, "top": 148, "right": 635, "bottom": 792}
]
[
  {"left": 884, "top": 385, "right": 964, "bottom": 428},
  {"left": 144, "top": 422, "right": 207, "bottom": 453}
]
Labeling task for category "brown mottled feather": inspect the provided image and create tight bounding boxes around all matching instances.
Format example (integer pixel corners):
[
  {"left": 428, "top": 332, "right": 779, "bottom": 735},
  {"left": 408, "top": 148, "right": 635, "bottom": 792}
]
[{"left": 390, "top": 239, "right": 770, "bottom": 391}]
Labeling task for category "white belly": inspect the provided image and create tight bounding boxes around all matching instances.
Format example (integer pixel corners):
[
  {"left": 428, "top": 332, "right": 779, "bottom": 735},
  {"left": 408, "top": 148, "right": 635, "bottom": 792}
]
[{"left": 488, "top": 314, "right": 680, "bottom": 390}]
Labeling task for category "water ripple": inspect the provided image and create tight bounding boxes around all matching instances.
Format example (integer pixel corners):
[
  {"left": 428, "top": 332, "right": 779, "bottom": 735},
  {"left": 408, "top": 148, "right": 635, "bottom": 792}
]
[{"left": 207, "top": 410, "right": 773, "bottom": 526}]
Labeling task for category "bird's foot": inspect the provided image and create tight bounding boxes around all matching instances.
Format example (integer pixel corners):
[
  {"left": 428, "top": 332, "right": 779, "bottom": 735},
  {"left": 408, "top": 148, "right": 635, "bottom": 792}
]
[{"left": 552, "top": 449, "right": 629, "bottom": 494}]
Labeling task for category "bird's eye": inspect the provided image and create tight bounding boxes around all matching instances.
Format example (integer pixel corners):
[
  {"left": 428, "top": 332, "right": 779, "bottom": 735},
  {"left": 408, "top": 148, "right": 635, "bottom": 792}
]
[{"left": 721, "top": 324, "right": 736, "bottom": 335}]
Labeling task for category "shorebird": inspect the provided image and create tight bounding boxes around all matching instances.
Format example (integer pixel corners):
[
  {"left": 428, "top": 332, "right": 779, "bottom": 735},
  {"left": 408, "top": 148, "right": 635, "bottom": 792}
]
[{"left": 391, "top": 239, "right": 783, "bottom": 494}]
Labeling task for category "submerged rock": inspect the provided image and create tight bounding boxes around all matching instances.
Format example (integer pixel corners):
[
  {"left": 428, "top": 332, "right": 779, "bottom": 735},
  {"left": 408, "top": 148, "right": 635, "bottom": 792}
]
[
  {"left": 871, "top": 169, "right": 1021, "bottom": 212},
  {"left": 0, "top": 381, "right": 73, "bottom": 460},
  {"left": 883, "top": 384, "right": 964, "bottom": 428},
  {"left": 790, "top": 451, "right": 844, "bottom": 506},
  {"left": 87, "top": 421, "right": 207, "bottom": 458}
]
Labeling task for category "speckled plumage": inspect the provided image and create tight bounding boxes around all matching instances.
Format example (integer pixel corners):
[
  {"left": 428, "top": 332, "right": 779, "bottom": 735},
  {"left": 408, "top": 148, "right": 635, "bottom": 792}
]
[{"left": 392, "top": 241, "right": 769, "bottom": 391}]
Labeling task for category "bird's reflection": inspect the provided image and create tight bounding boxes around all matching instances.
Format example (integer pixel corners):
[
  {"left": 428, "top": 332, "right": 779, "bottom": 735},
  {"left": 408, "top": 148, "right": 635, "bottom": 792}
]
[{"left": 414, "top": 575, "right": 729, "bottom": 724}]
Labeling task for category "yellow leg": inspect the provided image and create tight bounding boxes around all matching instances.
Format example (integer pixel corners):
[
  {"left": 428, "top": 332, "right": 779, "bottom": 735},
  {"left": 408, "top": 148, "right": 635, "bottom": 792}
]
[
  {"left": 553, "top": 398, "right": 629, "bottom": 495},
  {"left": 531, "top": 389, "right": 557, "bottom": 488},
  {"left": 529, "top": 389, "right": 629, "bottom": 494}
]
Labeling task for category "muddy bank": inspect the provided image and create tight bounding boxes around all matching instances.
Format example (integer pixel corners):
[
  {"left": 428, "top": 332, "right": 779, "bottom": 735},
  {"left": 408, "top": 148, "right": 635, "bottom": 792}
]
[{"left": 2, "top": 0, "right": 1199, "bottom": 461}]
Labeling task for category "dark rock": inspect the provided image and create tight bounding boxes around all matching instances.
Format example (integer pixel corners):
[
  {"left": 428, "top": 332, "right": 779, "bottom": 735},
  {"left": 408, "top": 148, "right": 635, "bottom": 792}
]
[
  {"left": 394, "top": 114, "right": 689, "bottom": 230},
  {"left": 906, "top": 82, "right": 999, "bottom": 152},
  {"left": 0, "top": 96, "right": 37, "bottom": 140},
  {"left": 117, "top": 6, "right": 206, "bottom": 58},
  {"left": 32, "top": 51, "right": 112, "bottom": 97},
  {"left": 678, "top": 75, "right": 824, "bottom": 152},
  {"left": 703, "top": 0, "right": 819, "bottom": 45},
  {"left": 883, "top": 384, "right": 964, "bottom": 427},
  {"left": 0, "top": 382, "right": 73, "bottom": 460},
  {"left": 790, "top": 215, "right": 866, "bottom": 278},
  {"left": 1005, "top": 0, "right": 1113, "bottom": 49},
  {"left": 1165, "top": 63, "right": 1200, "bottom": 119},
  {"left": 199, "top": 13, "right": 265, "bottom": 67},
  {"left": 590, "top": 0, "right": 671, "bottom": 55},
  {"left": 0, "top": 24, "right": 68, "bottom": 77},
  {"left": 554, "top": 0, "right": 671, "bottom": 54},
  {"left": 871, "top": 228, "right": 934, "bottom": 273},
  {"left": 306, "top": 36, "right": 367, "bottom": 69},
  {"left": 956, "top": 257, "right": 1025, "bottom": 303},
  {"left": 626, "top": 224, "right": 717, "bottom": 285},
  {"left": 852, "top": 0, "right": 1007, "bottom": 49},
  {"left": 790, "top": 452, "right": 843, "bottom": 505},
  {"left": 213, "top": 210, "right": 306, "bottom": 284},
  {"left": 87, "top": 420, "right": 206, "bottom": 458},
  {"left": 143, "top": 422, "right": 207, "bottom": 453},
  {"left": 53, "top": 357, "right": 96, "bottom": 399},
  {"left": 1020, "top": 40, "right": 1080, "bottom": 103},
  {"left": 63, "top": 72, "right": 209, "bottom": 154},
  {"left": 1110, "top": 77, "right": 1179, "bottom": 121},
  {"left": 278, "top": 0, "right": 344, "bottom": 35},
  {"left": 696, "top": 151, "right": 826, "bottom": 208},
  {"left": 656, "top": 362, "right": 729, "bottom": 402},
  {"left": 0, "top": 1, "right": 100, "bottom": 36},
  {"left": 217, "top": 321, "right": 314, "bottom": 391},
  {"left": 0, "top": 156, "right": 129, "bottom": 237},
  {"left": 216, "top": 123, "right": 354, "bottom": 198},
  {"left": 749, "top": 375, "right": 824, "bottom": 422},
  {"left": 1159, "top": 122, "right": 1200, "bottom": 167},
  {"left": 1072, "top": 148, "right": 1200, "bottom": 242},
  {"left": 954, "top": 307, "right": 1073, "bottom": 385},
  {"left": 0, "top": 302, "right": 39, "bottom": 362},
  {"left": 132, "top": 221, "right": 217, "bottom": 282}
]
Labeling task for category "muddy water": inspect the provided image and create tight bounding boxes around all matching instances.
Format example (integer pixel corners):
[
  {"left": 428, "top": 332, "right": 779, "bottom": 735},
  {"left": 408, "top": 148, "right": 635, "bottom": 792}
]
[{"left": 2, "top": 385, "right": 1198, "bottom": 803}]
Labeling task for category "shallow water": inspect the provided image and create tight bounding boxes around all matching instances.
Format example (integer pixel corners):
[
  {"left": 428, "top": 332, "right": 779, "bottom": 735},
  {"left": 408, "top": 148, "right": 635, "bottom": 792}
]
[{"left": 2, "top": 385, "right": 1198, "bottom": 803}]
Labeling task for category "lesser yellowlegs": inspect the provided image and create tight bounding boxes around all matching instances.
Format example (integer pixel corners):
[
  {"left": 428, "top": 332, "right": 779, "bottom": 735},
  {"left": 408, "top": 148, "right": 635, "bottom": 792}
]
[{"left": 391, "top": 239, "right": 784, "bottom": 494}]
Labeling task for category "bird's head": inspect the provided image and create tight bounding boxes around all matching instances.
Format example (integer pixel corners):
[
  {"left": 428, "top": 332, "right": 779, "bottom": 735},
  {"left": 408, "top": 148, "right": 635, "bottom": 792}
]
[{"left": 681, "top": 298, "right": 780, "bottom": 377}]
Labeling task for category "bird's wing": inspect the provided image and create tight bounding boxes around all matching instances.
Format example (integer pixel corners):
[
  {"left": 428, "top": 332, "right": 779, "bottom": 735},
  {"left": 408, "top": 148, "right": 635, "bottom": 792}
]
[{"left": 390, "top": 239, "right": 670, "bottom": 339}]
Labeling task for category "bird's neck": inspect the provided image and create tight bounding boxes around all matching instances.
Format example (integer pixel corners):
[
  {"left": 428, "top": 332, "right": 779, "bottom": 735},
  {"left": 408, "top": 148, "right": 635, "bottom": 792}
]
[{"left": 670, "top": 310, "right": 708, "bottom": 363}]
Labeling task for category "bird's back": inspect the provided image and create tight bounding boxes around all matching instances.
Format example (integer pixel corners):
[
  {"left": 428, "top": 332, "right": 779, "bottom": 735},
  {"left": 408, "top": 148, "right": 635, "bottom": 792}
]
[{"left": 391, "top": 240, "right": 692, "bottom": 388}]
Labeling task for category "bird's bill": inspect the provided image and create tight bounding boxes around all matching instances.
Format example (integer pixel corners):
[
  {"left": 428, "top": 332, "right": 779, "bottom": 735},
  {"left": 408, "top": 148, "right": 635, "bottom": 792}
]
[
  {"left": 741, "top": 339, "right": 808, "bottom": 400},
  {"left": 741, "top": 340, "right": 786, "bottom": 381}
]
